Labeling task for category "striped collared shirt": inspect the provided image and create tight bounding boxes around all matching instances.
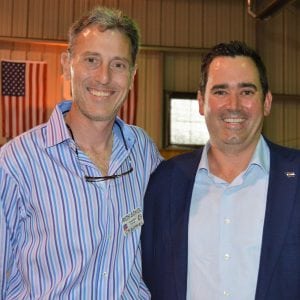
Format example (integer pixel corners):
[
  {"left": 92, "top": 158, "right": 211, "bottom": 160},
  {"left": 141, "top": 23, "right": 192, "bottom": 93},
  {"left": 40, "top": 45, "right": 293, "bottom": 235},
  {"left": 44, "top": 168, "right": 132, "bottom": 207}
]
[{"left": 0, "top": 100, "right": 162, "bottom": 299}]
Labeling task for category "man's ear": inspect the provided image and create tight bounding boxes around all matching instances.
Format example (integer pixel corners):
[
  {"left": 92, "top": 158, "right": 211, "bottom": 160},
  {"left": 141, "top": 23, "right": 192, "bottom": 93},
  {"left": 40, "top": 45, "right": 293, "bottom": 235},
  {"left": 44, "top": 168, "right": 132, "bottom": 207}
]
[
  {"left": 263, "top": 91, "right": 272, "bottom": 116},
  {"left": 61, "top": 52, "right": 71, "bottom": 81},
  {"left": 198, "top": 89, "right": 205, "bottom": 116}
]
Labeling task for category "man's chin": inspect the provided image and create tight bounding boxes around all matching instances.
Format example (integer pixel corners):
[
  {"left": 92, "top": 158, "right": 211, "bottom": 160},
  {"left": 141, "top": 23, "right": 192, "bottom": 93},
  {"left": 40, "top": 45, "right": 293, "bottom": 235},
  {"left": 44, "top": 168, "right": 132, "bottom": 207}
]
[{"left": 81, "top": 110, "right": 116, "bottom": 122}]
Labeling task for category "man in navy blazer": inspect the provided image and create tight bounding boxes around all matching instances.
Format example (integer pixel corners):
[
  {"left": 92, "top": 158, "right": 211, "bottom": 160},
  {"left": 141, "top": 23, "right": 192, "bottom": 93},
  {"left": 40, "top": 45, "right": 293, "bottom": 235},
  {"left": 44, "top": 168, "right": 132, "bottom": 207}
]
[{"left": 142, "top": 41, "right": 300, "bottom": 300}]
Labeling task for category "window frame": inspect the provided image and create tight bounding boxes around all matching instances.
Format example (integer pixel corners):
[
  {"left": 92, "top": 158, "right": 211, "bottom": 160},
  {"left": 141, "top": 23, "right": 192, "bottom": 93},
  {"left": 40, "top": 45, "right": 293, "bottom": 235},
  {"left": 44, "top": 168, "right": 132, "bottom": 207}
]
[{"left": 164, "top": 90, "right": 208, "bottom": 149}]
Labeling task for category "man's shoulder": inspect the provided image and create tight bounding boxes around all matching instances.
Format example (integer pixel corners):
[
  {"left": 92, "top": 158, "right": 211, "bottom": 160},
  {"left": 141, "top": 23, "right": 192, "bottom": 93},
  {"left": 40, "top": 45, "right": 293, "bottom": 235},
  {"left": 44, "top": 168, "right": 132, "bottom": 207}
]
[
  {"left": 117, "top": 121, "right": 147, "bottom": 143},
  {"left": 267, "top": 139, "right": 300, "bottom": 159},
  {"left": 0, "top": 124, "right": 46, "bottom": 159}
]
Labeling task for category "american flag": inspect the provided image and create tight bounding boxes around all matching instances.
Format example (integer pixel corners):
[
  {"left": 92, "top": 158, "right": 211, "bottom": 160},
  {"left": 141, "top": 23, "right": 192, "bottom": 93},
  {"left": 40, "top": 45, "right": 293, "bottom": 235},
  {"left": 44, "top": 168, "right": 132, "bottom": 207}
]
[
  {"left": 119, "top": 71, "right": 138, "bottom": 125},
  {"left": 1, "top": 60, "right": 47, "bottom": 138}
]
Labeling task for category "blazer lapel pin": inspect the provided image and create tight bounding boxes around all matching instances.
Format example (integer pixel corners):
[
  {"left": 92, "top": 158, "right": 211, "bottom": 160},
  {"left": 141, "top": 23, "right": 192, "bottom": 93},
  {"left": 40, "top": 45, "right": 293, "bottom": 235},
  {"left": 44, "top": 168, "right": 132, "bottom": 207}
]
[{"left": 285, "top": 171, "right": 296, "bottom": 178}]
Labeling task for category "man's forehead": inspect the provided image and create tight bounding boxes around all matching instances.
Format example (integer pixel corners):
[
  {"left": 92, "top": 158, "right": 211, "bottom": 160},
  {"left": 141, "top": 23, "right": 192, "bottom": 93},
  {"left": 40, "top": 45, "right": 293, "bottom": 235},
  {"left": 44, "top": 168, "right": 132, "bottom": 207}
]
[
  {"left": 210, "top": 55, "right": 254, "bottom": 68},
  {"left": 207, "top": 56, "right": 259, "bottom": 78}
]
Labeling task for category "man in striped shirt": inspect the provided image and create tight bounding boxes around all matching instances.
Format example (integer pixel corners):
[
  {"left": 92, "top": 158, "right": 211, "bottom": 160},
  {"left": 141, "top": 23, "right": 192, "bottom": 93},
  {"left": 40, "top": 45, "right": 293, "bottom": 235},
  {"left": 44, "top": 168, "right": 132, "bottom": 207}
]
[{"left": 0, "top": 6, "right": 161, "bottom": 299}]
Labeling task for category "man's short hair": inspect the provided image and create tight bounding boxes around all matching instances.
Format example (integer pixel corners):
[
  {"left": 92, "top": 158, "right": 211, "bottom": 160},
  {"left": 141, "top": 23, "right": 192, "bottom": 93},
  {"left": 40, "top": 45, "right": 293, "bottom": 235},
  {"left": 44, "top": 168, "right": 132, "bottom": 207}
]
[
  {"left": 199, "top": 40, "right": 269, "bottom": 97},
  {"left": 67, "top": 6, "right": 140, "bottom": 65}
]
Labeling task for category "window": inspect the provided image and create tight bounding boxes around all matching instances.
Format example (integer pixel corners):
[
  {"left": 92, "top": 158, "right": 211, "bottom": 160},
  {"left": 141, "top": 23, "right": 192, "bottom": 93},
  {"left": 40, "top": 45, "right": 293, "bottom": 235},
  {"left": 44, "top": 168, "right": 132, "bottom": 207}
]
[{"left": 164, "top": 92, "right": 209, "bottom": 148}]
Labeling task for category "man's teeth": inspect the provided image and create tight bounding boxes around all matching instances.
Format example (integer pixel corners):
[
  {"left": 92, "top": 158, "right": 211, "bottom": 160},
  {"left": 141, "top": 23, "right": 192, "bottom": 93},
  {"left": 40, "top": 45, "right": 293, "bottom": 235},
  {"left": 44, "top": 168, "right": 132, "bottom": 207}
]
[
  {"left": 224, "top": 118, "right": 244, "bottom": 123},
  {"left": 89, "top": 89, "right": 111, "bottom": 97}
]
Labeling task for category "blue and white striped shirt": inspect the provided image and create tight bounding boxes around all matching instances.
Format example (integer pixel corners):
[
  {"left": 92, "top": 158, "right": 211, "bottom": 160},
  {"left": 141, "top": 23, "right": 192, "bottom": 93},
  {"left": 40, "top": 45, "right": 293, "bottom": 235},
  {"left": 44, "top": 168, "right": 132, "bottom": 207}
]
[{"left": 0, "top": 100, "right": 162, "bottom": 299}]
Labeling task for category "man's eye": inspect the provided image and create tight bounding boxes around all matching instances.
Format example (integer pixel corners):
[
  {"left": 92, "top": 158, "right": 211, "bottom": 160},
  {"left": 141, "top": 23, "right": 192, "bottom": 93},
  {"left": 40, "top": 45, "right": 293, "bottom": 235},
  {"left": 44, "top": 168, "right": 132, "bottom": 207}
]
[
  {"left": 85, "top": 57, "right": 98, "bottom": 64},
  {"left": 213, "top": 90, "right": 227, "bottom": 96},
  {"left": 242, "top": 90, "right": 254, "bottom": 96},
  {"left": 111, "top": 61, "right": 129, "bottom": 72}
]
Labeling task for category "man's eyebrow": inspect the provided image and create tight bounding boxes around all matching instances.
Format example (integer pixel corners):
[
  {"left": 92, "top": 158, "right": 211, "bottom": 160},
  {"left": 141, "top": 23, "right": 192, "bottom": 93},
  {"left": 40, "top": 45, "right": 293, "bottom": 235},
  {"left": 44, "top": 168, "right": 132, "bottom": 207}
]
[
  {"left": 80, "top": 52, "right": 131, "bottom": 64},
  {"left": 111, "top": 56, "right": 131, "bottom": 64},
  {"left": 210, "top": 84, "right": 229, "bottom": 90},
  {"left": 238, "top": 82, "right": 258, "bottom": 90},
  {"left": 81, "top": 51, "right": 101, "bottom": 56}
]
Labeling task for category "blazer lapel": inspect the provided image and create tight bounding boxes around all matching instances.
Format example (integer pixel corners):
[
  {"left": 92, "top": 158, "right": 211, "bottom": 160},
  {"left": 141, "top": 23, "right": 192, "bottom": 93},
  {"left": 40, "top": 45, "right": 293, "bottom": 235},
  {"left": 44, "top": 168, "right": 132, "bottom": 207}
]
[
  {"left": 255, "top": 145, "right": 299, "bottom": 299},
  {"left": 169, "top": 149, "right": 203, "bottom": 299}
]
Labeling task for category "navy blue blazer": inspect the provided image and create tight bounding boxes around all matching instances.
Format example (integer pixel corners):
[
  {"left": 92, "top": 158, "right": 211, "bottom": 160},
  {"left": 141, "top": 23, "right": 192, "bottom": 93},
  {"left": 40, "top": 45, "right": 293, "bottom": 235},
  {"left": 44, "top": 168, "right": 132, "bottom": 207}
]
[{"left": 142, "top": 139, "right": 300, "bottom": 300}]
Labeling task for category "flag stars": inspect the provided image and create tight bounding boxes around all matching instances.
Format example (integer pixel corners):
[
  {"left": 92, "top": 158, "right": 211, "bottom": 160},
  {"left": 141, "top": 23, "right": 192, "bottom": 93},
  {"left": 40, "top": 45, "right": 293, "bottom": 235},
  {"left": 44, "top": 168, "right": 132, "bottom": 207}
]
[{"left": 1, "top": 61, "right": 26, "bottom": 96}]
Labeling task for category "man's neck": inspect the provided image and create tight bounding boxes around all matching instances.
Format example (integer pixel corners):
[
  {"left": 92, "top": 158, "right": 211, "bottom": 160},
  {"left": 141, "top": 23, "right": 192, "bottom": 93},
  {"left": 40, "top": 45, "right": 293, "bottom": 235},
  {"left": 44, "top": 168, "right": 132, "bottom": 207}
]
[
  {"left": 64, "top": 111, "right": 114, "bottom": 176},
  {"left": 207, "top": 142, "right": 258, "bottom": 183}
]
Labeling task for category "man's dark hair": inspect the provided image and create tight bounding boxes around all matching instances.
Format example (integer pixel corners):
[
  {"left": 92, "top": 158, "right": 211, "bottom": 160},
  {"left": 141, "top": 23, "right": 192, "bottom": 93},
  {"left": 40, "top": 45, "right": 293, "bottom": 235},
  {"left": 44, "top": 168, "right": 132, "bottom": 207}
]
[
  {"left": 68, "top": 6, "right": 140, "bottom": 65},
  {"left": 199, "top": 40, "right": 269, "bottom": 97}
]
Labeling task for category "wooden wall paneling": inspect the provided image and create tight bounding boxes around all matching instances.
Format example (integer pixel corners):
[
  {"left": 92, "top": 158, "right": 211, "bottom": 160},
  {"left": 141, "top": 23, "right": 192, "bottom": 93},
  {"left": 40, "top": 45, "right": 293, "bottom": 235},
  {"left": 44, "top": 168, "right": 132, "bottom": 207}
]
[
  {"left": 103, "top": 0, "right": 119, "bottom": 9},
  {"left": 216, "top": 0, "right": 231, "bottom": 42},
  {"left": 164, "top": 53, "right": 175, "bottom": 91},
  {"left": 28, "top": 0, "right": 44, "bottom": 38},
  {"left": 202, "top": 0, "right": 217, "bottom": 47},
  {"left": 229, "top": 0, "right": 245, "bottom": 41},
  {"left": 42, "top": 45, "right": 63, "bottom": 118},
  {"left": 161, "top": 0, "right": 175, "bottom": 46},
  {"left": 0, "top": 1, "right": 13, "bottom": 36},
  {"left": 11, "top": 43, "right": 28, "bottom": 60},
  {"left": 297, "top": 8, "right": 300, "bottom": 95},
  {"left": 42, "top": 0, "right": 59, "bottom": 39},
  {"left": 132, "top": 0, "right": 147, "bottom": 44},
  {"left": 263, "top": 97, "right": 284, "bottom": 144},
  {"left": 262, "top": 114, "right": 272, "bottom": 143},
  {"left": 269, "top": 14, "right": 284, "bottom": 94},
  {"left": 187, "top": 54, "right": 201, "bottom": 92},
  {"left": 88, "top": 0, "right": 104, "bottom": 10},
  {"left": 283, "top": 97, "right": 298, "bottom": 147},
  {"left": 257, "top": 13, "right": 284, "bottom": 94},
  {"left": 136, "top": 51, "right": 147, "bottom": 129},
  {"left": 57, "top": 0, "right": 74, "bottom": 40},
  {"left": 0, "top": 42, "right": 13, "bottom": 59},
  {"left": 283, "top": 8, "right": 297, "bottom": 94},
  {"left": 144, "top": 52, "right": 163, "bottom": 147},
  {"left": 243, "top": 4, "right": 256, "bottom": 47},
  {"left": 189, "top": 0, "right": 203, "bottom": 48},
  {"left": 27, "top": 44, "right": 44, "bottom": 61},
  {"left": 145, "top": 0, "right": 161, "bottom": 45},
  {"left": 118, "top": 0, "right": 133, "bottom": 17},
  {"left": 12, "top": 0, "right": 29, "bottom": 37},
  {"left": 0, "top": 130, "right": 5, "bottom": 146},
  {"left": 174, "top": 54, "right": 189, "bottom": 92},
  {"left": 73, "top": 0, "right": 89, "bottom": 21},
  {"left": 174, "top": 0, "right": 189, "bottom": 47}
]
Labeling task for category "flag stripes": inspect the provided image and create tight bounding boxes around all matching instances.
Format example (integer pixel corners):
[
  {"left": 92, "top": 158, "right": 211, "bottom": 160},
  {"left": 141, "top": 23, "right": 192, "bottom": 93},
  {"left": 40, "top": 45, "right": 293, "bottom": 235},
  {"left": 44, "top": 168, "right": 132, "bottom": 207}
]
[{"left": 1, "top": 60, "right": 47, "bottom": 138}]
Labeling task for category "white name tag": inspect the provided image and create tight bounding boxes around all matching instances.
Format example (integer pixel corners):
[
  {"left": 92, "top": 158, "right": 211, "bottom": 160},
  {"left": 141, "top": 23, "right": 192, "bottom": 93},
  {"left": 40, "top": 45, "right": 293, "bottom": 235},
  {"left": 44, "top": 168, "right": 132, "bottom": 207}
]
[{"left": 122, "top": 208, "right": 144, "bottom": 235}]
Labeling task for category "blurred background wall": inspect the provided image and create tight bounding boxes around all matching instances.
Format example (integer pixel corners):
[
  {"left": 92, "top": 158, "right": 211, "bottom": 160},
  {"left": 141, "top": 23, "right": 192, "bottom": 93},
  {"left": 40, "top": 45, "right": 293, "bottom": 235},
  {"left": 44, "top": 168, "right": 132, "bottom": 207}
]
[{"left": 0, "top": 0, "right": 300, "bottom": 156}]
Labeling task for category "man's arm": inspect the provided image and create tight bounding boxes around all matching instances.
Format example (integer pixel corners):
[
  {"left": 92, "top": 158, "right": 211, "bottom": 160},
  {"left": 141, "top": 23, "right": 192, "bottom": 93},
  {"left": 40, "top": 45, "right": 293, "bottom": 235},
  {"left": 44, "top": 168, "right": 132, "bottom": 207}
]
[{"left": 0, "top": 167, "right": 21, "bottom": 298}]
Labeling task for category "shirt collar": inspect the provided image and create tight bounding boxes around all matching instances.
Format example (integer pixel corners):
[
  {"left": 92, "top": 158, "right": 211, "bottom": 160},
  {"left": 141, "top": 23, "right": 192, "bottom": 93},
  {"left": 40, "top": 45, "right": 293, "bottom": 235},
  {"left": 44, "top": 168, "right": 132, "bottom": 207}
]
[
  {"left": 45, "top": 100, "right": 136, "bottom": 150},
  {"left": 45, "top": 100, "right": 73, "bottom": 148},
  {"left": 199, "top": 135, "right": 270, "bottom": 174}
]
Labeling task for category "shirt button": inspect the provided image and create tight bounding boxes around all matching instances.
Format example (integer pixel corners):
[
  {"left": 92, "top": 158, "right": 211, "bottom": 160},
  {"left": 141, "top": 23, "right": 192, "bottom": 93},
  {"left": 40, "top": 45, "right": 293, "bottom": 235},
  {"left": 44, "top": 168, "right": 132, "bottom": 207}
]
[
  {"left": 103, "top": 272, "right": 108, "bottom": 277},
  {"left": 224, "top": 253, "right": 230, "bottom": 260},
  {"left": 224, "top": 218, "right": 231, "bottom": 224},
  {"left": 223, "top": 290, "right": 230, "bottom": 296}
]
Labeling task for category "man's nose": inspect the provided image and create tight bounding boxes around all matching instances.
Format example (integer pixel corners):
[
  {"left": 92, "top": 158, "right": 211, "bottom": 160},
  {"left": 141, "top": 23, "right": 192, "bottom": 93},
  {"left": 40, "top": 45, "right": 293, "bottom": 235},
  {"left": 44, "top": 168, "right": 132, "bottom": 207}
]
[
  {"left": 95, "top": 63, "right": 111, "bottom": 84},
  {"left": 227, "top": 93, "right": 240, "bottom": 110}
]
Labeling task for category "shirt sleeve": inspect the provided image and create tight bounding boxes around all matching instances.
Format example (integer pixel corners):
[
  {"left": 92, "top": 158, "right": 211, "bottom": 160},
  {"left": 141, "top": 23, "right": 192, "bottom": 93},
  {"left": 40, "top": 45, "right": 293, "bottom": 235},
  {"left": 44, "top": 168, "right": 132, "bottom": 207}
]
[{"left": 0, "top": 167, "right": 21, "bottom": 298}]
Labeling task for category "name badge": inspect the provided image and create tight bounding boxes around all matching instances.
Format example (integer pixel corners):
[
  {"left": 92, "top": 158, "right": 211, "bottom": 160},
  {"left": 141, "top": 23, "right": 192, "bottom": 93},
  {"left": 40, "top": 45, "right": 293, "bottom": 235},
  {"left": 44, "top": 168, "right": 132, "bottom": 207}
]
[{"left": 122, "top": 208, "right": 144, "bottom": 235}]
